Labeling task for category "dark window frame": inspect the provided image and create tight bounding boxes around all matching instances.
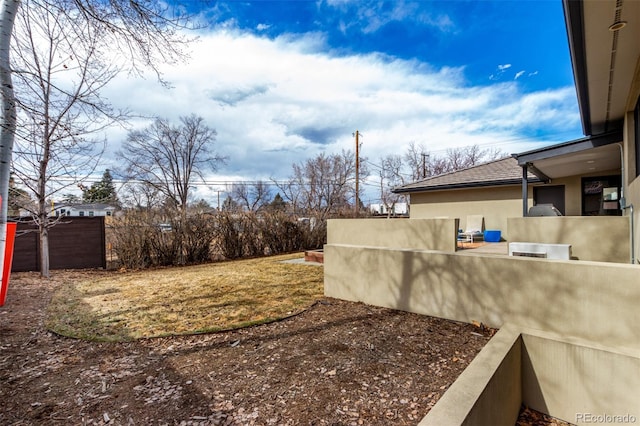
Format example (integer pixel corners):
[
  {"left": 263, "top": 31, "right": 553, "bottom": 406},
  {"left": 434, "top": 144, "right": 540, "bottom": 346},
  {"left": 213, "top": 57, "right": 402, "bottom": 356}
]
[{"left": 581, "top": 175, "right": 622, "bottom": 216}]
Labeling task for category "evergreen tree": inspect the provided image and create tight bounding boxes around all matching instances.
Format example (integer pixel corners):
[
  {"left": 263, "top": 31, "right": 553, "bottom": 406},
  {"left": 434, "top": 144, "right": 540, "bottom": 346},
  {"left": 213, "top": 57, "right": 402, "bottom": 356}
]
[
  {"left": 82, "top": 169, "right": 118, "bottom": 204},
  {"left": 269, "top": 193, "right": 287, "bottom": 212},
  {"left": 61, "top": 193, "right": 81, "bottom": 204}
]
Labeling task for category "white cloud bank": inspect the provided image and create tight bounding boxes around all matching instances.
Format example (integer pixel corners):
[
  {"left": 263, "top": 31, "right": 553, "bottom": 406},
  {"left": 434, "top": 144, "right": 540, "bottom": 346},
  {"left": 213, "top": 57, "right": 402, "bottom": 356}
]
[{"left": 102, "top": 29, "right": 581, "bottom": 190}]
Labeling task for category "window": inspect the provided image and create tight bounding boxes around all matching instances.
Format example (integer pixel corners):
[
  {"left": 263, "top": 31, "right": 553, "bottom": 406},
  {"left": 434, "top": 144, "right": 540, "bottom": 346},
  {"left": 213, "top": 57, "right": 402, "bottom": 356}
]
[
  {"left": 79, "top": 211, "right": 85, "bottom": 217},
  {"left": 582, "top": 176, "right": 621, "bottom": 216},
  {"left": 89, "top": 211, "right": 94, "bottom": 217},
  {"left": 106, "top": 211, "right": 112, "bottom": 217}
]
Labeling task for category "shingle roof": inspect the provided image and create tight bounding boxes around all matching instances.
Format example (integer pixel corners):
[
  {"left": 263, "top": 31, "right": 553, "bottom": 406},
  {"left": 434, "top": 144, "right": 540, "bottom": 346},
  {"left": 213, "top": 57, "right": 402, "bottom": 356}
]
[
  {"left": 53, "top": 202, "right": 116, "bottom": 210},
  {"left": 393, "top": 156, "right": 541, "bottom": 194}
]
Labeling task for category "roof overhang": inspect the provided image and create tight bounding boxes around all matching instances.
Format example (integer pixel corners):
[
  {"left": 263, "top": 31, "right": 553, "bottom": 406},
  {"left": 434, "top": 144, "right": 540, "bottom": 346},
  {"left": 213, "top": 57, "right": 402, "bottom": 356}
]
[
  {"left": 513, "top": 130, "right": 622, "bottom": 180},
  {"left": 393, "top": 179, "right": 527, "bottom": 194},
  {"left": 563, "top": 0, "right": 640, "bottom": 135}
]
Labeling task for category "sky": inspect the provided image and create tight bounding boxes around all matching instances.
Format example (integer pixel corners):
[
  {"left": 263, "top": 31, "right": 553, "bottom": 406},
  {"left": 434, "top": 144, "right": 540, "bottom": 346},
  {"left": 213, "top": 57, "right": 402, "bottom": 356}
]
[{"left": 99, "top": 0, "right": 584, "bottom": 206}]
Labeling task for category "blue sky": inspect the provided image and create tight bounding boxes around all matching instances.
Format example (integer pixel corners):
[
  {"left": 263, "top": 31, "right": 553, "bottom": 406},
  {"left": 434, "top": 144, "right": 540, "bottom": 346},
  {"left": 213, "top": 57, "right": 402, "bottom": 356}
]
[
  {"left": 203, "top": 0, "right": 574, "bottom": 92},
  {"left": 100, "top": 0, "right": 584, "bottom": 204}
]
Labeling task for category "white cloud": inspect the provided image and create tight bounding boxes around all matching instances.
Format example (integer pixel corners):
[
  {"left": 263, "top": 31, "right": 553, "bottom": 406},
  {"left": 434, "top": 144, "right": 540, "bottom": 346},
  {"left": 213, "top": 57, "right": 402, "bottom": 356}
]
[
  {"left": 514, "top": 70, "right": 525, "bottom": 79},
  {"left": 323, "top": 0, "right": 455, "bottom": 35},
  {"left": 498, "top": 64, "right": 512, "bottom": 71},
  {"left": 100, "top": 29, "right": 580, "bottom": 199}
]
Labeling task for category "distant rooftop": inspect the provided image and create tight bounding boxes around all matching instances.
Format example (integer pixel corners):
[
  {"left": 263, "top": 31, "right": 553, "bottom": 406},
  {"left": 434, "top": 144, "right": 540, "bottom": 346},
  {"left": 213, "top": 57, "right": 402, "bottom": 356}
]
[{"left": 53, "top": 202, "right": 116, "bottom": 210}]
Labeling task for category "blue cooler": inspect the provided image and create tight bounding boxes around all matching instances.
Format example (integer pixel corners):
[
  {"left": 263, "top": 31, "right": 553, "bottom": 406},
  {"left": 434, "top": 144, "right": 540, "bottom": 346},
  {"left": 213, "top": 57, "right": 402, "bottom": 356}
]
[{"left": 484, "top": 230, "right": 501, "bottom": 242}]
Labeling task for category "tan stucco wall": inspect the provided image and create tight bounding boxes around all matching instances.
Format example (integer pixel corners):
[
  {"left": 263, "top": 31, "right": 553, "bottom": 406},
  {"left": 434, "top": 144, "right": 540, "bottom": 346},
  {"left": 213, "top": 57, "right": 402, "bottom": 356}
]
[
  {"left": 325, "top": 217, "right": 640, "bottom": 424},
  {"left": 421, "top": 326, "right": 640, "bottom": 426},
  {"left": 521, "top": 332, "right": 640, "bottom": 425},
  {"left": 408, "top": 170, "right": 625, "bottom": 241},
  {"left": 508, "top": 216, "right": 631, "bottom": 263},
  {"left": 328, "top": 218, "right": 458, "bottom": 252},
  {"left": 409, "top": 186, "right": 525, "bottom": 240},
  {"left": 626, "top": 178, "right": 640, "bottom": 264},
  {"left": 420, "top": 327, "right": 523, "bottom": 426},
  {"left": 624, "top": 109, "right": 640, "bottom": 264},
  {"left": 324, "top": 244, "right": 640, "bottom": 352}
]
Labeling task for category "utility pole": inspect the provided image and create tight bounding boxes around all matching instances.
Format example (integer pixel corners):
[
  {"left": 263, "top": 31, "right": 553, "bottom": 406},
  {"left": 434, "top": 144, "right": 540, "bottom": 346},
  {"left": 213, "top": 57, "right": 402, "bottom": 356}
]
[
  {"left": 421, "top": 153, "right": 429, "bottom": 178},
  {"left": 355, "top": 130, "right": 360, "bottom": 217}
]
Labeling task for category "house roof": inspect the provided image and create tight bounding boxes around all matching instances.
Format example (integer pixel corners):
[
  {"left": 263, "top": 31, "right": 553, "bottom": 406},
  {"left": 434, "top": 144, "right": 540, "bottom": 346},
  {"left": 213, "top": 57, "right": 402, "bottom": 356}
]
[
  {"left": 510, "top": 0, "right": 636, "bottom": 181},
  {"left": 513, "top": 130, "right": 622, "bottom": 180},
  {"left": 393, "top": 157, "right": 541, "bottom": 194},
  {"left": 563, "top": 0, "right": 640, "bottom": 136},
  {"left": 396, "top": 1, "right": 635, "bottom": 196},
  {"left": 54, "top": 203, "right": 116, "bottom": 210}
]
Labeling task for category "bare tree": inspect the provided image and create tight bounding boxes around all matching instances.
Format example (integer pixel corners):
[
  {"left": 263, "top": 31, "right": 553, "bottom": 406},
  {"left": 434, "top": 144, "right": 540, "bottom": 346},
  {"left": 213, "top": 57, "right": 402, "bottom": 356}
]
[
  {"left": 10, "top": 2, "right": 128, "bottom": 277},
  {"left": 118, "top": 115, "right": 225, "bottom": 265},
  {"left": 403, "top": 141, "right": 429, "bottom": 181},
  {"left": 403, "top": 142, "right": 503, "bottom": 181},
  {"left": 119, "top": 181, "right": 163, "bottom": 211},
  {"left": 376, "top": 154, "right": 407, "bottom": 217},
  {"left": 229, "top": 180, "right": 272, "bottom": 212},
  {"left": 119, "top": 114, "right": 225, "bottom": 217},
  {"left": 443, "top": 145, "right": 503, "bottom": 173},
  {"left": 0, "top": 0, "right": 190, "bottom": 280},
  {"left": 275, "top": 150, "right": 363, "bottom": 220}
]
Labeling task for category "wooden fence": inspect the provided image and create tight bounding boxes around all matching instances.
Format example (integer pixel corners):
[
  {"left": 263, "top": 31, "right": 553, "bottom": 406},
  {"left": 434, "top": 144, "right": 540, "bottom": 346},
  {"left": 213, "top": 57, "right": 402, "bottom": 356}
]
[{"left": 11, "top": 217, "right": 106, "bottom": 272}]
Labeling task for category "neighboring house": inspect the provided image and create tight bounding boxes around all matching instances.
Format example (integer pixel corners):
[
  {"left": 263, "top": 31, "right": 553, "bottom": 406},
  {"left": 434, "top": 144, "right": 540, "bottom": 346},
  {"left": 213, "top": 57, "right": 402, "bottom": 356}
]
[
  {"left": 369, "top": 202, "right": 408, "bottom": 216},
  {"left": 51, "top": 203, "right": 116, "bottom": 218}
]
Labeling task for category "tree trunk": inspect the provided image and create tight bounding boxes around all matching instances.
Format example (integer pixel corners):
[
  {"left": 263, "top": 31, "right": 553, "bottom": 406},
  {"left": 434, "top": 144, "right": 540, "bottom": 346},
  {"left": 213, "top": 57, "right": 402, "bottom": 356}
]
[
  {"left": 39, "top": 224, "right": 49, "bottom": 278},
  {"left": 0, "top": 0, "right": 20, "bottom": 285},
  {"left": 37, "top": 205, "right": 50, "bottom": 277}
]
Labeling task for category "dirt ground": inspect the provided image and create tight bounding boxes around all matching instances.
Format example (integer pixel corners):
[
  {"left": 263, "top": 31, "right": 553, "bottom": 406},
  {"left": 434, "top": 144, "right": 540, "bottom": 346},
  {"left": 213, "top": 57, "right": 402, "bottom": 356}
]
[{"left": 0, "top": 269, "right": 496, "bottom": 425}]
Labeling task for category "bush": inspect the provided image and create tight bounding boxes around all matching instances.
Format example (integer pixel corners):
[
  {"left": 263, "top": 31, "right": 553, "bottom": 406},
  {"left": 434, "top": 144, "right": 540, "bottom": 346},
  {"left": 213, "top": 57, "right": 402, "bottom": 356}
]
[
  {"left": 111, "top": 210, "right": 216, "bottom": 268},
  {"left": 111, "top": 209, "right": 327, "bottom": 269}
]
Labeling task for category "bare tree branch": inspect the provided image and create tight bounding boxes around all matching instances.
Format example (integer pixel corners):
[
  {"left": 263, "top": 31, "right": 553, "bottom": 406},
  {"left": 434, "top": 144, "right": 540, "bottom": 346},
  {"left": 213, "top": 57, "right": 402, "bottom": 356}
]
[{"left": 118, "top": 114, "right": 225, "bottom": 216}]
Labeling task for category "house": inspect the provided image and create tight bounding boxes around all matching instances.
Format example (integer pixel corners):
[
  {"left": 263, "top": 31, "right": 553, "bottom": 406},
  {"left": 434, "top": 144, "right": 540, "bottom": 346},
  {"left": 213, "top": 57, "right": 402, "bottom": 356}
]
[
  {"left": 393, "top": 157, "right": 542, "bottom": 239},
  {"left": 325, "top": 1, "right": 640, "bottom": 424},
  {"left": 394, "top": 135, "right": 629, "bottom": 243},
  {"left": 51, "top": 203, "right": 116, "bottom": 218},
  {"left": 368, "top": 202, "right": 408, "bottom": 216},
  {"left": 393, "top": 0, "right": 640, "bottom": 258}
]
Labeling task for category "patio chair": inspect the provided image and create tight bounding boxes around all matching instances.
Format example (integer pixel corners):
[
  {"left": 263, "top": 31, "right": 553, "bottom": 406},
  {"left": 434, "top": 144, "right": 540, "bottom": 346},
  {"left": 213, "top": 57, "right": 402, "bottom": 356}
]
[{"left": 458, "top": 215, "right": 485, "bottom": 243}]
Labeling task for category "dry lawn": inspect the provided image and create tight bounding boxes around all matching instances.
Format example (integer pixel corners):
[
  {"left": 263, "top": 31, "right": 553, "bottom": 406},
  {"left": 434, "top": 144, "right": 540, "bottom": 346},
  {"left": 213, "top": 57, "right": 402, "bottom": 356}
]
[{"left": 45, "top": 253, "right": 323, "bottom": 341}]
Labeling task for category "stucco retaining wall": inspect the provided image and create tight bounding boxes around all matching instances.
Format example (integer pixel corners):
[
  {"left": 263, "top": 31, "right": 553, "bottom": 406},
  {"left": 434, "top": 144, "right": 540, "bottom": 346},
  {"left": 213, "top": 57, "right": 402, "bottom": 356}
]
[
  {"left": 508, "top": 216, "right": 631, "bottom": 263},
  {"left": 420, "top": 326, "right": 640, "bottom": 426},
  {"left": 324, "top": 244, "right": 640, "bottom": 352},
  {"left": 327, "top": 218, "right": 459, "bottom": 252}
]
